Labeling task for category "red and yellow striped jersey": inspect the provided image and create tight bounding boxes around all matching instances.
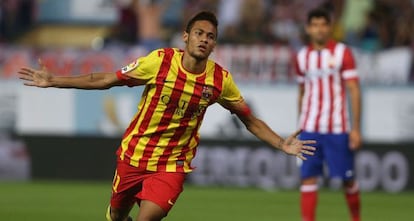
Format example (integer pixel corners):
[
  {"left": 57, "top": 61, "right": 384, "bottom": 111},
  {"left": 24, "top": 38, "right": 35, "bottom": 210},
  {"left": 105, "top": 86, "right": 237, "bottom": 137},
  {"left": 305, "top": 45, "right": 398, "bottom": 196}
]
[{"left": 115, "top": 48, "right": 243, "bottom": 173}]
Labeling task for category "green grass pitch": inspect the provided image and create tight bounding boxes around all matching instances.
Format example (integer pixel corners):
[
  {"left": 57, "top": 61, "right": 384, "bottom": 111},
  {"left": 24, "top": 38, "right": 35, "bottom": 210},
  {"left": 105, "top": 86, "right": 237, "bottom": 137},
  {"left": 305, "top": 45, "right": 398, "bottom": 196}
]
[{"left": 0, "top": 181, "right": 413, "bottom": 221}]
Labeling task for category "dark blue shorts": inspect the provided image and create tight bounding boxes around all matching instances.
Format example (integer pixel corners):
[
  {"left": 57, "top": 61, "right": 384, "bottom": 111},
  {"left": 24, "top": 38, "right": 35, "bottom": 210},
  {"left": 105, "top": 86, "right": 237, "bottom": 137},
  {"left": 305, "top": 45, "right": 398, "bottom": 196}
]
[{"left": 299, "top": 131, "right": 355, "bottom": 181}]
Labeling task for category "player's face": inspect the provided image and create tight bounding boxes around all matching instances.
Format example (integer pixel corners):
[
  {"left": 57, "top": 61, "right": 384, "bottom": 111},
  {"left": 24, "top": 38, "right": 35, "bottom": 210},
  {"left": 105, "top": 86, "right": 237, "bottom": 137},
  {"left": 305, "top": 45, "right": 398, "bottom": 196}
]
[
  {"left": 306, "top": 17, "right": 331, "bottom": 45},
  {"left": 183, "top": 20, "right": 217, "bottom": 60}
]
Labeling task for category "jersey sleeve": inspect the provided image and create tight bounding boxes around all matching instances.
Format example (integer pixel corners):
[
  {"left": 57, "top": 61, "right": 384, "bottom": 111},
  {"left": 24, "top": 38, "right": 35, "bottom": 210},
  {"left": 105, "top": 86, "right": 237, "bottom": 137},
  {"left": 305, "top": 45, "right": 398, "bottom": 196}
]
[
  {"left": 218, "top": 71, "right": 243, "bottom": 105},
  {"left": 116, "top": 49, "right": 164, "bottom": 85},
  {"left": 341, "top": 47, "right": 359, "bottom": 81}
]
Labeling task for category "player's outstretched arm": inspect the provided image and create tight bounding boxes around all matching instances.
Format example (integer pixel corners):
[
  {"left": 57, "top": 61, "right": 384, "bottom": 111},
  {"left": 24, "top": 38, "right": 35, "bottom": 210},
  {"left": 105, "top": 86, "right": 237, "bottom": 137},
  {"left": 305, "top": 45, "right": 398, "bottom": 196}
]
[
  {"left": 223, "top": 100, "right": 316, "bottom": 160},
  {"left": 18, "top": 59, "right": 137, "bottom": 90}
]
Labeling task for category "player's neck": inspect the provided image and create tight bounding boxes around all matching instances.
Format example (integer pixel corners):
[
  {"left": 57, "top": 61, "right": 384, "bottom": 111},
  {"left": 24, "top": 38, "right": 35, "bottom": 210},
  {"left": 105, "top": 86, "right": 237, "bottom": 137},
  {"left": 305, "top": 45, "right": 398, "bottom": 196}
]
[
  {"left": 312, "top": 42, "right": 326, "bottom": 50},
  {"left": 181, "top": 53, "right": 207, "bottom": 74},
  {"left": 311, "top": 40, "right": 331, "bottom": 50}
]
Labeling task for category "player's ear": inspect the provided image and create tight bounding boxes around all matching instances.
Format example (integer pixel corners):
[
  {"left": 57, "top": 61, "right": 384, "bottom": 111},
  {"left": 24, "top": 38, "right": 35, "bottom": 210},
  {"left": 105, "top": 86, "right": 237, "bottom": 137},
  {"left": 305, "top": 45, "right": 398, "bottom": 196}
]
[{"left": 183, "top": 31, "right": 189, "bottom": 44}]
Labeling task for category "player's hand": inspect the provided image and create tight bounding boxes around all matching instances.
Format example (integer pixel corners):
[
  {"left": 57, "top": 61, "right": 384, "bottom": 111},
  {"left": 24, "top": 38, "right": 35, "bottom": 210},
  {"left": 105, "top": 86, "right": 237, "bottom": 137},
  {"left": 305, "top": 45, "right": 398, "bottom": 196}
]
[
  {"left": 281, "top": 129, "right": 316, "bottom": 160},
  {"left": 18, "top": 59, "right": 53, "bottom": 88},
  {"left": 349, "top": 129, "right": 362, "bottom": 151}
]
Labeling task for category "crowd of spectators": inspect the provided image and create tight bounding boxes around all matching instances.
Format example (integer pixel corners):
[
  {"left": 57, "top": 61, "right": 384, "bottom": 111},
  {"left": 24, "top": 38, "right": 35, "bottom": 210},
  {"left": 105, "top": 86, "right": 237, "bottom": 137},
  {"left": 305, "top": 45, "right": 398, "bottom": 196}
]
[
  {"left": 109, "top": 0, "right": 414, "bottom": 52},
  {"left": 1, "top": 0, "right": 413, "bottom": 52}
]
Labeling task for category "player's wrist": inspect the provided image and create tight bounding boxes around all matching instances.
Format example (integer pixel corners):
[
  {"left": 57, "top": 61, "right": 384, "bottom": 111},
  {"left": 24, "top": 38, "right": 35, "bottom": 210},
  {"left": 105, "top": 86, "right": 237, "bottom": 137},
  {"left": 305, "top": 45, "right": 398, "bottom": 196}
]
[
  {"left": 47, "top": 75, "right": 57, "bottom": 87},
  {"left": 279, "top": 138, "right": 287, "bottom": 151}
]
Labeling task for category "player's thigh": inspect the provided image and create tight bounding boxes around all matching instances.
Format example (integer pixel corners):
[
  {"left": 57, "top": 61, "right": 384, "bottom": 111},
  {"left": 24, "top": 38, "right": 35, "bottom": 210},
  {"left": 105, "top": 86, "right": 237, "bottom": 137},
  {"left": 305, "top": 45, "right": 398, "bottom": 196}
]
[
  {"left": 110, "top": 162, "right": 145, "bottom": 215},
  {"left": 299, "top": 132, "right": 324, "bottom": 180},
  {"left": 137, "top": 200, "right": 167, "bottom": 221},
  {"left": 324, "top": 133, "right": 355, "bottom": 180},
  {"left": 138, "top": 172, "right": 186, "bottom": 214}
]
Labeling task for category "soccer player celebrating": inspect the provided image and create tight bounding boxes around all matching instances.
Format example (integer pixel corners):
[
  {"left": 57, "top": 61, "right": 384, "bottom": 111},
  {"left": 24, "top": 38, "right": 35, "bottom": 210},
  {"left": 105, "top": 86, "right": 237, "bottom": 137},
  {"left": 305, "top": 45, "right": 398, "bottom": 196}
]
[
  {"left": 19, "top": 11, "right": 316, "bottom": 221},
  {"left": 295, "top": 9, "right": 362, "bottom": 221}
]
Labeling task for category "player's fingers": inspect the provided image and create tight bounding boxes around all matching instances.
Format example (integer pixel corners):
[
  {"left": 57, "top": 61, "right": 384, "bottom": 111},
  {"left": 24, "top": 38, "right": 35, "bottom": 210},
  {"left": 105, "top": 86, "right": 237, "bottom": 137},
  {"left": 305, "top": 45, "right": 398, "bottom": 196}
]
[
  {"left": 301, "top": 149, "right": 314, "bottom": 156},
  {"left": 20, "top": 67, "right": 36, "bottom": 73},
  {"left": 20, "top": 67, "right": 35, "bottom": 73},
  {"left": 297, "top": 154, "right": 307, "bottom": 161},
  {"left": 17, "top": 71, "right": 32, "bottom": 79},
  {"left": 301, "top": 140, "right": 316, "bottom": 145},
  {"left": 18, "top": 74, "right": 34, "bottom": 81},
  {"left": 18, "top": 71, "right": 32, "bottom": 78},
  {"left": 302, "top": 145, "right": 316, "bottom": 151},
  {"left": 18, "top": 69, "right": 30, "bottom": 74},
  {"left": 24, "top": 82, "right": 36, "bottom": 87},
  {"left": 38, "top": 58, "right": 46, "bottom": 71},
  {"left": 18, "top": 69, "right": 34, "bottom": 77}
]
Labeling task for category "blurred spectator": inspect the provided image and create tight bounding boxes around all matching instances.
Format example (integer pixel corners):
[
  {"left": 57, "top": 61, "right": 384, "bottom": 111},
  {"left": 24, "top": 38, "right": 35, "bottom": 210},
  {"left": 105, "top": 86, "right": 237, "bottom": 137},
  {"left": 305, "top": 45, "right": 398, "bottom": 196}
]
[
  {"left": 108, "top": 0, "right": 171, "bottom": 50},
  {"left": 136, "top": 0, "right": 169, "bottom": 51},
  {"left": 350, "top": 0, "right": 414, "bottom": 51},
  {"left": 1, "top": 0, "right": 412, "bottom": 56},
  {"left": 161, "top": 0, "right": 185, "bottom": 48},
  {"left": 358, "top": 11, "right": 383, "bottom": 51},
  {"left": 0, "top": 0, "right": 36, "bottom": 43},
  {"left": 217, "top": 0, "right": 242, "bottom": 40},
  {"left": 295, "top": 0, "right": 327, "bottom": 22},
  {"left": 236, "top": 0, "right": 270, "bottom": 44},
  {"left": 319, "top": 0, "right": 345, "bottom": 41},
  {"left": 268, "top": 0, "right": 301, "bottom": 48},
  {"left": 392, "top": 0, "right": 414, "bottom": 47},
  {"left": 162, "top": 0, "right": 185, "bottom": 30},
  {"left": 106, "top": 0, "right": 139, "bottom": 45},
  {"left": 340, "top": 0, "right": 374, "bottom": 46},
  {"left": 183, "top": 0, "right": 218, "bottom": 22}
]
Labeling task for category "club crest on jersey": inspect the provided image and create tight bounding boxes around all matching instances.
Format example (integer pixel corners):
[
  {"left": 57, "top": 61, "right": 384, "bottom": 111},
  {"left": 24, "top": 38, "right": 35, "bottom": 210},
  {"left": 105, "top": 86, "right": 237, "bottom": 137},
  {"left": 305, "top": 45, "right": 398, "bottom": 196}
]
[
  {"left": 121, "top": 61, "right": 139, "bottom": 74},
  {"left": 201, "top": 85, "right": 213, "bottom": 100}
]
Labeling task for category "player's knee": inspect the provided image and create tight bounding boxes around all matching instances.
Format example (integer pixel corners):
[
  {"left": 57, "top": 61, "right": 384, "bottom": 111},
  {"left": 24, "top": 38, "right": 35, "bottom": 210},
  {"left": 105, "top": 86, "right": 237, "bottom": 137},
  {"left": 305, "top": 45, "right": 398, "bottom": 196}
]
[
  {"left": 343, "top": 180, "right": 359, "bottom": 193},
  {"left": 112, "top": 213, "right": 127, "bottom": 221},
  {"left": 137, "top": 200, "right": 167, "bottom": 221},
  {"left": 137, "top": 210, "right": 166, "bottom": 221},
  {"left": 137, "top": 215, "right": 164, "bottom": 221},
  {"left": 108, "top": 208, "right": 129, "bottom": 221},
  {"left": 137, "top": 212, "right": 166, "bottom": 221},
  {"left": 343, "top": 179, "right": 355, "bottom": 187},
  {"left": 302, "top": 177, "right": 318, "bottom": 185}
]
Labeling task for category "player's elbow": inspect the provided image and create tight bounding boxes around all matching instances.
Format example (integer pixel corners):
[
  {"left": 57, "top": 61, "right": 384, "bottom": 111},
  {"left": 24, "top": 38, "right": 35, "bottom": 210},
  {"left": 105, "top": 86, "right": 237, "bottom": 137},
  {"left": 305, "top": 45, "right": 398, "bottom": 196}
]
[
  {"left": 94, "top": 74, "right": 118, "bottom": 89},
  {"left": 85, "top": 80, "right": 111, "bottom": 90},
  {"left": 100, "top": 80, "right": 115, "bottom": 89}
]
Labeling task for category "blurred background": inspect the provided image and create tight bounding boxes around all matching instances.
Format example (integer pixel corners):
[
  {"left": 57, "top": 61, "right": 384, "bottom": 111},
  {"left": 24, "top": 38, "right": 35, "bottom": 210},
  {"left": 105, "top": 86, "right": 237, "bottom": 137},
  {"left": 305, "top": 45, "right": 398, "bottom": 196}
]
[{"left": 0, "top": 0, "right": 413, "bottom": 220}]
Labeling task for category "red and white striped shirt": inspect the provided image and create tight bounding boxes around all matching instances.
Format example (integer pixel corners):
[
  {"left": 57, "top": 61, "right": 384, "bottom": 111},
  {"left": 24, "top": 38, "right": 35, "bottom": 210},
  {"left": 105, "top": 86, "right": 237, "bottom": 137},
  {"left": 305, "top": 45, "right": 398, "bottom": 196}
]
[{"left": 295, "top": 40, "right": 358, "bottom": 134}]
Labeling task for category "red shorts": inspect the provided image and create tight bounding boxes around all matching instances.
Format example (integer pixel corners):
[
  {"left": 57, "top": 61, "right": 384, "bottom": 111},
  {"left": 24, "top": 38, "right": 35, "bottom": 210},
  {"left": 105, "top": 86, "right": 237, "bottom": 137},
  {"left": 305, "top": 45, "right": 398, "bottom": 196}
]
[{"left": 110, "top": 161, "right": 186, "bottom": 213}]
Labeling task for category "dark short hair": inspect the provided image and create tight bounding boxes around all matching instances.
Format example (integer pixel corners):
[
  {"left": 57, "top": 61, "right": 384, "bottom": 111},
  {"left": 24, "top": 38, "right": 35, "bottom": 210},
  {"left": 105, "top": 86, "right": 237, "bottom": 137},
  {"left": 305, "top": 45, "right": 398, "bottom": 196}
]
[
  {"left": 185, "top": 11, "right": 218, "bottom": 34},
  {"left": 307, "top": 8, "right": 331, "bottom": 24}
]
